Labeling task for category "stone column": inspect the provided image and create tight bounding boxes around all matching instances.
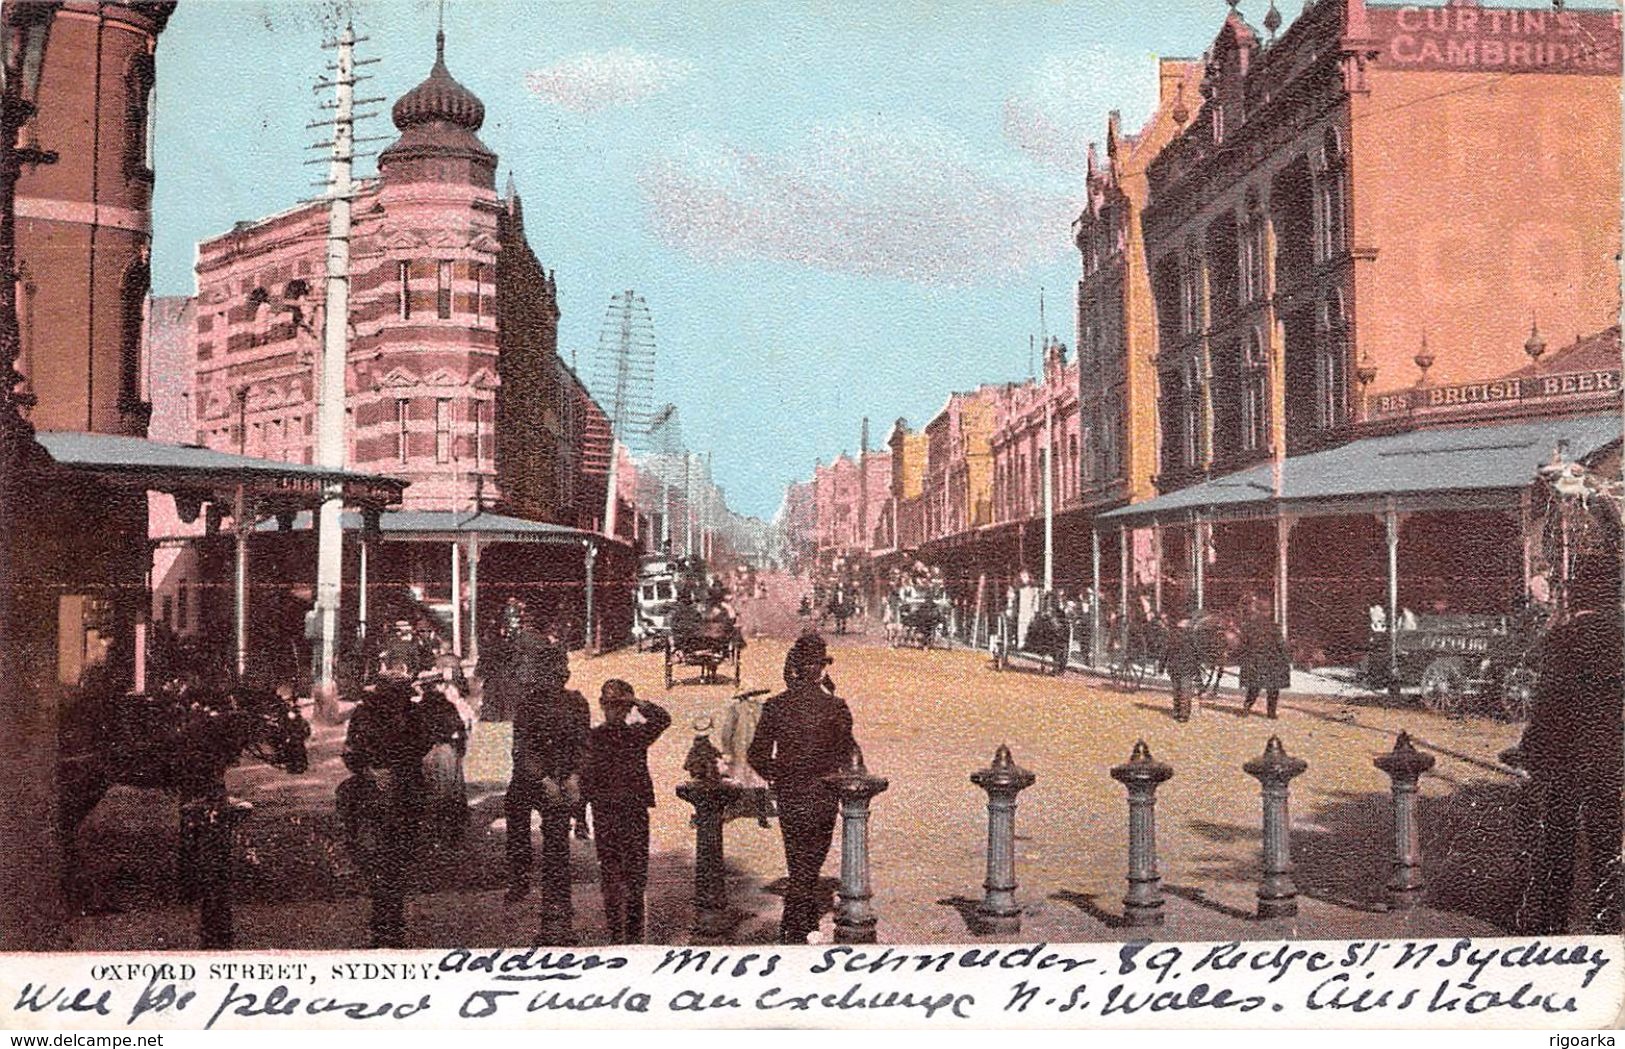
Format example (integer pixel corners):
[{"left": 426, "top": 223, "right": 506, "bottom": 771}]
[
  {"left": 1243, "top": 736, "right": 1308, "bottom": 918},
  {"left": 970, "top": 744, "right": 1036, "bottom": 933},
  {"left": 823, "top": 745, "right": 890, "bottom": 944},
  {"left": 1110, "top": 740, "right": 1174, "bottom": 926},
  {"left": 674, "top": 721, "right": 739, "bottom": 942},
  {"left": 1373, "top": 731, "right": 1435, "bottom": 910}
]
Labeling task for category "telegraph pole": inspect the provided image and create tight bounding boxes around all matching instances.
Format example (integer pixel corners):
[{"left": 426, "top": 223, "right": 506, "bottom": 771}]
[{"left": 312, "top": 25, "right": 361, "bottom": 707}]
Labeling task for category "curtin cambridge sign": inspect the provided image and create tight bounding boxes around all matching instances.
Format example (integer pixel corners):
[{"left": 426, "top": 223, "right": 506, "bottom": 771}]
[{"left": 1366, "top": 368, "right": 1621, "bottom": 421}]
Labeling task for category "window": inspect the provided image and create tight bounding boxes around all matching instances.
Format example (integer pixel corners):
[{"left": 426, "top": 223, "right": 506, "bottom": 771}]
[
  {"left": 1316, "top": 128, "right": 1346, "bottom": 263},
  {"left": 473, "top": 263, "right": 485, "bottom": 322},
  {"left": 1241, "top": 192, "right": 1268, "bottom": 303},
  {"left": 395, "top": 398, "right": 410, "bottom": 463},
  {"left": 1243, "top": 329, "right": 1269, "bottom": 452},
  {"left": 1317, "top": 291, "right": 1348, "bottom": 430},
  {"left": 472, "top": 399, "right": 485, "bottom": 465},
  {"left": 397, "top": 261, "right": 411, "bottom": 320},
  {"left": 435, "top": 398, "right": 452, "bottom": 463},
  {"left": 125, "top": 54, "right": 156, "bottom": 180},
  {"left": 1183, "top": 358, "right": 1204, "bottom": 468},
  {"left": 176, "top": 580, "right": 189, "bottom": 632},
  {"left": 1180, "top": 248, "right": 1203, "bottom": 336},
  {"left": 437, "top": 260, "right": 453, "bottom": 319}
]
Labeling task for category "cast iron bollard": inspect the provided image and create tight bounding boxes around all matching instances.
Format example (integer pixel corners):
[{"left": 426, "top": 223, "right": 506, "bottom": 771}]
[
  {"left": 1373, "top": 731, "right": 1436, "bottom": 911},
  {"left": 181, "top": 792, "right": 252, "bottom": 948},
  {"left": 674, "top": 717, "right": 740, "bottom": 941},
  {"left": 1243, "top": 736, "right": 1309, "bottom": 919},
  {"left": 823, "top": 744, "right": 889, "bottom": 944},
  {"left": 1110, "top": 740, "right": 1174, "bottom": 926},
  {"left": 970, "top": 744, "right": 1036, "bottom": 933}
]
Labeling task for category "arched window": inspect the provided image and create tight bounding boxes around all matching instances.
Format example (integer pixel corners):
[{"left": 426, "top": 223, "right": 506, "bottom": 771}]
[
  {"left": 1317, "top": 289, "right": 1348, "bottom": 429},
  {"left": 1241, "top": 191, "right": 1268, "bottom": 303},
  {"left": 1183, "top": 357, "right": 1204, "bottom": 467},
  {"left": 124, "top": 53, "right": 156, "bottom": 180},
  {"left": 1242, "top": 328, "right": 1270, "bottom": 451},
  {"left": 118, "top": 261, "right": 149, "bottom": 412},
  {"left": 1316, "top": 127, "right": 1346, "bottom": 263},
  {"left": 1180, "top": 244, "right": 1203, "bottom": 336}
]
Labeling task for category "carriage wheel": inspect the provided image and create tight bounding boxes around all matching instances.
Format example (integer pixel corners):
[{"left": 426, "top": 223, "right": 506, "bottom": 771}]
[
  {"left": 1499, "top": 667, "right": 1538, "bottom": 722},
  {"left": 1418, "top": 657, "right": 1466, "bottom": 716}
]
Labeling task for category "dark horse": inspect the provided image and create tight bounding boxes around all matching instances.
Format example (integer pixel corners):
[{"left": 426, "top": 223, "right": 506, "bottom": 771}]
[
  {"left": 827, "top": 586, "right": 855, "bottom": 635},
  {"left": 1023, "top": 604, "right": 1073, "bottom": 675},
  {"left": 57, "top": 678, "right": 311, "bottom": 939}
]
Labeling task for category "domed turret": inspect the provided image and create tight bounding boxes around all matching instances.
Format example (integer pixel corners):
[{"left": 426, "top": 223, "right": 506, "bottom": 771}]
[
  {"left": 379, "top": 30, "right": 497, "bottom": 189},
  {"left": 391, "top": 31, "right": 485, "bottom": 132}
]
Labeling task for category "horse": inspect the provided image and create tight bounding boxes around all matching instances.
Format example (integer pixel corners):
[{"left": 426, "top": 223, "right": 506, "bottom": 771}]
[
  {"left": 1023, "top": 605, "right": 1073, "bottom": 676},
  {"left": 827, "top": 587, "right": 855, "bottom": 635},
  {"left": 57, "top": 678, "right": 311, "bottom": 910}
]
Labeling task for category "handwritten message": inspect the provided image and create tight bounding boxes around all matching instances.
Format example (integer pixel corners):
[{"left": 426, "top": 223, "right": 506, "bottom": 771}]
[{"left": 5, "top": 936, "right": 1619, "bottom": 1030}]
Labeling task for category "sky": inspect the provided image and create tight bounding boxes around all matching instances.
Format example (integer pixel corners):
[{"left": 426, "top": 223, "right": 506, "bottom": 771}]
[{"left": 152, "top": 0, "right": 1246, "bottom": 519}]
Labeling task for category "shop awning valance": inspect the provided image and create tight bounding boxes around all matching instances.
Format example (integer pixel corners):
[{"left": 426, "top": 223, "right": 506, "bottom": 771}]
[{"left": 254, "top": 507, "right": 623, "bottom": 547}]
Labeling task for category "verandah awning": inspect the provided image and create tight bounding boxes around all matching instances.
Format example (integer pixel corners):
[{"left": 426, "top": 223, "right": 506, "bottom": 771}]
[
  {"left": 254, "top": 507, "right": 625, "bottom": 547},
  {"left": 1097, "top": 413, "right": 1622, "bottom": 527},
  {"left": 37, "top": 430, "right": 406, "bottom": 509}
]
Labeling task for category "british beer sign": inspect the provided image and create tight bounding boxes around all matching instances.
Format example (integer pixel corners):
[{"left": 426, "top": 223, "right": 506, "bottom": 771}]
[
  {"left": 1367, "top": 368, "right": 1622, "bottom": 420},
  {"left": 1368, "top": 5, "right": 1623, "bottom": 75}
]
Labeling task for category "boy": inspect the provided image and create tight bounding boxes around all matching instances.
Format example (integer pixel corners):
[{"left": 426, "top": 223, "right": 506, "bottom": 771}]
[{"left": 581, "top": 680, "right": 670, "bottom": 943}]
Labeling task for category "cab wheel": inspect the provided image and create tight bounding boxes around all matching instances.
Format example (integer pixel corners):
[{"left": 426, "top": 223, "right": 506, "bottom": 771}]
[
  {"left": 1499, "top": 667, "right": 1538, "bottom": 722},
  {"left": 1419, "top": 657, "right": 1466, "bottom": 716}
]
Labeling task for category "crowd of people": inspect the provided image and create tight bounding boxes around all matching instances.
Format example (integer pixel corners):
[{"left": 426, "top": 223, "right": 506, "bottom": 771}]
[{"left": 337, "top": 594, "right": 860, "bottom": 948}]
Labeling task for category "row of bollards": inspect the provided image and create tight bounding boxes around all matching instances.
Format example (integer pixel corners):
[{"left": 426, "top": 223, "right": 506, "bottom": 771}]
[{"left": 675, "top": 724, "right": 1437, "bottom": 942}]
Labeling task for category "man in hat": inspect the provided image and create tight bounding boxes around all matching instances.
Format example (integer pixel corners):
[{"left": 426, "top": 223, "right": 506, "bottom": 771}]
[
  {"left": 1517, "top": 548, "right": 1622, "bottom": 934},
  {"left": 504, "top": 642, "right": 590, "bottom": 944},
  {"left": 748, "top": 633, "right": 856, "bottom": 943}
]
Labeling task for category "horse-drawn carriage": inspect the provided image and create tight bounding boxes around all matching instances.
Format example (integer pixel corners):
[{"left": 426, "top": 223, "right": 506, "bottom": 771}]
[
  {"left": 894, "top": 586, "right": 949, "bottom": 649},
  {"left": 663, "top": 571, "right": 744, "bottom": 687},
  {"left": 1359, "top": 611, "right": 1544, "bottom": 719},
  {"left": 1106, "top": 610, "right": 1231, "bottom": 695},
  {"left": 825, "top": 584, "right": 857, "bottom": 635}
]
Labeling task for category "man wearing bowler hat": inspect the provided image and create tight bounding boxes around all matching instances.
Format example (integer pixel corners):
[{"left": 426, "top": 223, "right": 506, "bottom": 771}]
[{"left": 748, "top": 633, "right": 856, "bottom": 943}]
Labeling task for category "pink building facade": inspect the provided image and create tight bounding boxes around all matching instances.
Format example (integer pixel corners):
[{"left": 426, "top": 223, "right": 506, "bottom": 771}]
[{"left": 188, "top": 32, "right": 568, "bottom": 520}]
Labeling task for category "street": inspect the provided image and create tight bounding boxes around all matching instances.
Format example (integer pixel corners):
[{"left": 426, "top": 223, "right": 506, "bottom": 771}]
[{"left": 66, "top": 575, "right": 1532, "bottom": 950}]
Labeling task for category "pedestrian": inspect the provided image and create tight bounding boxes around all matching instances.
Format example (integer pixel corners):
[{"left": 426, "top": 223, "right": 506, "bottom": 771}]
[
  {"left": 475, "top": 599, "right": 522, "bottom": 722},
  {"left": 339, "top": 660, "right": 433, "bottom": 948},
  {"left": 1164, "top": 614, "right": 1199, "bottom": 723},
  {"left": 580, "top": 680, "right": 671, "bottom": 944},
  {"left": 1238, "top": 594, "right": 1291, "bottom": 719},
  {"left": 748, "top": 633, "right": 856, "bottom": 944},
  {"left": 504, "top": 642, "right": 590, "bottom": 946},
  {"left": 721, "top": 688, "right": 774, "bottom": 826},
  {"left": 1516, "top": 549, "right": 1622, "bottom": 934}
]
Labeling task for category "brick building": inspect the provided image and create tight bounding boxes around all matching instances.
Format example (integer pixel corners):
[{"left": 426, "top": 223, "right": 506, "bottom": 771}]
[{"left": 1101, "top": 0, "right": 1623, "bottom": 661}]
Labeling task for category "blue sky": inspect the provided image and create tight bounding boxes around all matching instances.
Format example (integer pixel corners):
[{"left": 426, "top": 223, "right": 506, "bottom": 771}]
[{"left": 153, "top": 0, "right": 1238, "bottom": 518}]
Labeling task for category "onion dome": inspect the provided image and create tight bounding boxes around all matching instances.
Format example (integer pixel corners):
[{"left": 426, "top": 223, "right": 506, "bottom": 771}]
[
  {"left": 392, "top": 31, "right": 485, "bottom": 133},
  {"left": 379, "top": 30, "right": 497, "bottom": 188}
]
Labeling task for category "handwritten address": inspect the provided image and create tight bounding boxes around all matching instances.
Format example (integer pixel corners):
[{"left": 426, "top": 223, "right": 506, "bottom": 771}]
[{"left": 5, "top": 937, "right": 1618, "bottom": 1030}]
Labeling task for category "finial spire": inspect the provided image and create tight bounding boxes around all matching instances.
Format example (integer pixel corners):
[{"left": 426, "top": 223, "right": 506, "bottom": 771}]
[{"left": 436, "top": 0, "right": 447, "bottom": 62}]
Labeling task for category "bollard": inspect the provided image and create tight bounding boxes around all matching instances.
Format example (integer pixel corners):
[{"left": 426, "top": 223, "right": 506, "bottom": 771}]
[
  {"left": 181, "top": 792, "right": 251, "bottom": 948},
  {"left": 674, "top": 718, "right": 740, "bottom": 941},
  {"left": 1243, "top": 736, "right": 1308, "bottom": 919},
  {"left": 823, "top": 744, "right": 890, "bottom": 944},
  {"left": 1373, "top": 731, "right": 1435, "bottom": 911},
  {"left": 1110, "top": 740, "right": 1174, "bottom": 926},
  {"left": 970, "top": 744, "right": 1036, "bottom": 933}
]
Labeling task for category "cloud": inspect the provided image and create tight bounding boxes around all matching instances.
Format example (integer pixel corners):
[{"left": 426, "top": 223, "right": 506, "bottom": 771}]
[
  {"left": 524, "top": 48, "right": 692, "bottom": 113},
  {"left": 1003, "top": 51, "right": 1155, "bottom": 173},
  {"left": 639, "top": 119, "right": 1078, "bottom": 287}
]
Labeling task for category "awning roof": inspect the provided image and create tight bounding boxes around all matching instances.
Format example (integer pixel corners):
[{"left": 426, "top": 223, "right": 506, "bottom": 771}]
[
  {"left": 254, "top": 507, "right": 619, "bottom": 546},
  {"left": 1099, "top": 413, "right": 1622, "bottom": 524},
  {"left": 37, "top": 431, "right": 406, "bottom": 508}
]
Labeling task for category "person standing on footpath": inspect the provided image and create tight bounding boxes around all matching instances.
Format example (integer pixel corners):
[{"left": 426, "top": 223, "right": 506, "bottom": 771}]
[
  {"left": 1516, "top": 549, "right": 1622, "bottom": 934},
  {"left": 1164, "top": 614, "right": 1199, "bottom": 723},
  {"left": 580, "top": 680, "right": 670, "bottom": 944},
  {"left": 748, "top": 633, "right": 856, "bottom": 944},
  {"left": 339, "top": 660, "right": 432, "bottom": 948},
  {"left": 1238, "top": 593, "right": 1291, "bottom": 719},
  {"left": 504, "top": 643, "right": 590, "bottom": 945}
]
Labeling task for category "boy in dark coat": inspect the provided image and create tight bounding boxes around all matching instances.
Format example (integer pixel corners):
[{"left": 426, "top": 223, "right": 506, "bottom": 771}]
[{"left": 581, "top": 680, "right": 671, "bottom": 943}]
